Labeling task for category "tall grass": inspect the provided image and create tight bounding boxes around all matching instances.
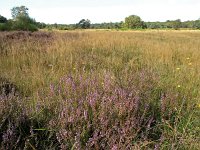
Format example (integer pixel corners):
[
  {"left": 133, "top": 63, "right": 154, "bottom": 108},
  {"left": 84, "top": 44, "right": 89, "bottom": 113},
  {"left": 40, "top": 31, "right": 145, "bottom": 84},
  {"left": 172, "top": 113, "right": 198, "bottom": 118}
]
[{"left": 0, "top": 30, "right": 200, "bottom": 149}]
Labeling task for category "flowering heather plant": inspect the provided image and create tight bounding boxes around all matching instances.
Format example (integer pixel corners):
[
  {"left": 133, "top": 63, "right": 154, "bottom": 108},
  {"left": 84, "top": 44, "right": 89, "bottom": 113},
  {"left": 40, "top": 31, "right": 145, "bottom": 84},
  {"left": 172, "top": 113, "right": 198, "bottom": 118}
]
[
  {"left": 0, "top": 80, "right": 59, "bottom": 149},
  {"left": 0, "top": 71, "right": 196, "bottom": 149},
  {"left": 36, "top": 70, "right": 180, "bottom": 149}
]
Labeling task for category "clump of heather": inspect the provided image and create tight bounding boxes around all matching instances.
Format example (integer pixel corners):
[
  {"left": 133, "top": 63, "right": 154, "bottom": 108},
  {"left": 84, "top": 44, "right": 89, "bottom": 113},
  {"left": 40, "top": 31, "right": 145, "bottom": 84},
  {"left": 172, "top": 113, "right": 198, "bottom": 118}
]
[
  {"left": 38, "top": 70, "right": 181, "bottom": 149},
  {"left": 0, "top": 84, "right": 59, "bottom": 149}
]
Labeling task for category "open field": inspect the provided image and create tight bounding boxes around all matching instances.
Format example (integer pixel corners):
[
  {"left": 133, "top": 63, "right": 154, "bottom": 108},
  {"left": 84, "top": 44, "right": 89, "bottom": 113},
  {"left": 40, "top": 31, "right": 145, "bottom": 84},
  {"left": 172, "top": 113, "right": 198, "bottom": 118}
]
[{"left": 0, "top": 30, "right": 200, "bottom": 149}]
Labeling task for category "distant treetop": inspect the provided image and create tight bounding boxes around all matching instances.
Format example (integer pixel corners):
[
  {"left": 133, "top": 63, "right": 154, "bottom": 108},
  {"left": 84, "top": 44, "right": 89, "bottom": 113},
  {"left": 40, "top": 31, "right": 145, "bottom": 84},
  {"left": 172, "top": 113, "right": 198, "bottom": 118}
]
[
  {"left": 0, "top": 15, "right": 7, "bottom": 23},
  {"left": 11, "top": 6, "right": 29, "bottom": 20}
]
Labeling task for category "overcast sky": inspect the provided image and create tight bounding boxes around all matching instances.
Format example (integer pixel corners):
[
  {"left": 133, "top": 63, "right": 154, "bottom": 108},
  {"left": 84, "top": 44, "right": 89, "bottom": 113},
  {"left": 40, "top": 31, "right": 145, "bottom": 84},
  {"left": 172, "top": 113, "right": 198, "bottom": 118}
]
[{"left": 0, "top": 0, "right": 200, "bottom": 24}]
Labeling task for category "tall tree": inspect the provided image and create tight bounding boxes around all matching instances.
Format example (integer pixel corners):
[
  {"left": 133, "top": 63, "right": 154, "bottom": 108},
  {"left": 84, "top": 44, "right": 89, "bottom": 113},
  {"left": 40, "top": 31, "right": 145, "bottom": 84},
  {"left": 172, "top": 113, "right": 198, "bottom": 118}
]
[
  {"left": 10, "top": 6, "right": 38, "bottom": 31},
  {"left": 11, "top": 6, "right": 29, "bottom": 20},
  {"left": 124, "top": 15, "right": 145, "bottom": 29},
  {"left": 76, "top": 19, "right": 91, "bottom": 29}
]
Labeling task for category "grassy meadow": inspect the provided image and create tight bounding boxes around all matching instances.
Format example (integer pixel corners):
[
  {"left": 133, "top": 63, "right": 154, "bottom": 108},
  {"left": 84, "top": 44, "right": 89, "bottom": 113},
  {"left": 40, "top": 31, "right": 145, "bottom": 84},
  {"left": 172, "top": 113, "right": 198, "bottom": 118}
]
[{"left": 0, "top": 30, "right": 200, "bottom": 149}]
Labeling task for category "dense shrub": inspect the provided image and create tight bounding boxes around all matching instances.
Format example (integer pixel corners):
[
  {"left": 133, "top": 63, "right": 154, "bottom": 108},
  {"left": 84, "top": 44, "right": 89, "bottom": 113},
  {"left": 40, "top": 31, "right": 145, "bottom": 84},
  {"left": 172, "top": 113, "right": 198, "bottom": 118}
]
[
  {"left": 0, "top": 23, "right": 7, "bottom": 31},
  {"left": 0, "top": 17, "right": 38, "bottom": 32},
  {"left": 12, "top": 22, "right": 38, "bottom": 32},
  {"left": 0, "top": 21, "right": 13, "bottom": 31}
]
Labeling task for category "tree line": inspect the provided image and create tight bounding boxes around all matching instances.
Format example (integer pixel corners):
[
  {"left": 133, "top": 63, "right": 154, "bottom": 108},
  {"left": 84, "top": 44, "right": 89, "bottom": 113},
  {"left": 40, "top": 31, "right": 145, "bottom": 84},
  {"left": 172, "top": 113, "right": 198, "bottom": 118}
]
[
  {"left": 47, "top": 16, "right": 200, "bottom": 30},
  {"left": 1, "top": 6, "right": 200, "bottom": 31}
]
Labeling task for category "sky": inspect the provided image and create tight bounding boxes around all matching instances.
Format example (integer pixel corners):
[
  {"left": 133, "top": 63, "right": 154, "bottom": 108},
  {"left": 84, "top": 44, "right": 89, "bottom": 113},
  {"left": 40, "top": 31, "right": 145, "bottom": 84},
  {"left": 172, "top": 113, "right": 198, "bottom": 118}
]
[{"left": 0, "top": 0, "right": 200, "bottom": 24}]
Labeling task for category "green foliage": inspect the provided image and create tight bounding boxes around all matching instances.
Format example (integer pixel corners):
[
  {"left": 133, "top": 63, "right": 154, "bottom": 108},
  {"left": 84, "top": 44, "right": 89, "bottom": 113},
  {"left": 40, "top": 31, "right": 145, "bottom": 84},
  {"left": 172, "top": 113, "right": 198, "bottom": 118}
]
[
  {"left": 0, "top": 6, "right": 38, "bottom": 32},
  {"left": 30, "top": 13, "right": 200, "bottom": 31},
  {"left": 0, "top": 15, "right": 9, "bottom": 31},
  {"left": 146, "top": 22, "right": 167, "bottom": 29},
  {"left": 0, "top": 15, "right": 7, "bottom": 23},
  {"left": 166, "top": 19, "right": 182, "bottom": 30},
  {"left": 193, "top": 20, "right": 200, "bottom": 29},
  {"left": 0, "top": 20, "right": 14, "bottom": 31},
  {"left": 11, "top": 6, "right": 29, "bottom": 20},
  {"left": 12, "top": 15, "right": 38, "bottom": 31},
  {"left": 35, "top": 22, "right": 46, "bottom": 29},
  {"left": 76, "top": 19, "right": 91, "bottom": 29},
  {"left": 124, "top": 15, "right": 146, "bottom": 29},
  {"left": 91, "top": 22, "right": 123, "bottom": 29},
  {"left": 13, "top": 22, "right": 38, "bottom": 32},
  {"left": 0, "top": 23, "right": 7, "bottom": 31}
]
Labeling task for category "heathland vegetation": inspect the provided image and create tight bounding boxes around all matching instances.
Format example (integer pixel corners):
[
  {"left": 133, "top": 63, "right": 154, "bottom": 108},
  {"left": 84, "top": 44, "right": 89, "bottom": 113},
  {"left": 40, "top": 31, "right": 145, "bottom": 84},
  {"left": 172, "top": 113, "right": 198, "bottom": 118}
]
[
  {"left": 0, "top": 5, "right": 200, "bottom": 150},
  {"left": 1, "top": 30, "right": 200, "bottom": 149}
]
